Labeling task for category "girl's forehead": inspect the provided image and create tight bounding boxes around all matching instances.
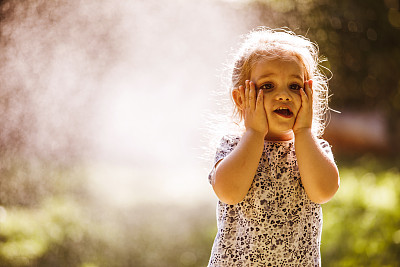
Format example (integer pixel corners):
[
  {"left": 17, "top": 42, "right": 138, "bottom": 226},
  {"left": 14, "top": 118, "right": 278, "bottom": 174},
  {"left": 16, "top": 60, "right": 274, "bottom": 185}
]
[{"left": 250, "top": 56, "right": 305, "bottom": 79}]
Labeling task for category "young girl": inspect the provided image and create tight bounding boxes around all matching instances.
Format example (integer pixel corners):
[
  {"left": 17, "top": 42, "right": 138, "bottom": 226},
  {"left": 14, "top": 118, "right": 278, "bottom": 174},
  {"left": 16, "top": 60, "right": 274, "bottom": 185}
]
[{"left": 208, "top": 28, "right": 340, "bottom": 266}]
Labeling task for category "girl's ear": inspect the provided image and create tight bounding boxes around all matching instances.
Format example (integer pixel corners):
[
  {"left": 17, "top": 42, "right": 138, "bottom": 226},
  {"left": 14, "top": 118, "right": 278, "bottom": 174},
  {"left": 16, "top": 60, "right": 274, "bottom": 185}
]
[{"left": 232, "top": 88, "right": 244, "bottom": 110}]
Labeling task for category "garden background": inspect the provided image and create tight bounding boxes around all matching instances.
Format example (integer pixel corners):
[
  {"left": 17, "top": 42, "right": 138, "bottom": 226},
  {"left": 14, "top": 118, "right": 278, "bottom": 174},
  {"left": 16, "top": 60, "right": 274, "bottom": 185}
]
[{"left": 0, "top": 0, "right": 399, "bottom": 266}]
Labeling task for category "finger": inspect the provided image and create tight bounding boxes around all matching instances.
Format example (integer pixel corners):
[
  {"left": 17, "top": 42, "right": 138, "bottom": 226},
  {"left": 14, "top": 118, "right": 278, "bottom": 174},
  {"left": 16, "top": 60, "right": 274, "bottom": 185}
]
[
  {"left": 300, "top": 87, "right": 308, "bottom": 105},
  {"left": 255, "top": 89, "right": 264, "bottom": 111},
  {"left": 308, "top": 79, "right": 313, "bottom": 91},
  {"left": 245, "top": 80, "right": 249, "bottom": 108},
  {"left": 306, "top": 80, "right": 314, "bottom": 96},
  {"left": 245, "top": 80, "right": 251, "bottom": 108},
  {"left": 299, "top": 82, "right": 306, "bottom": 105},
  {"left": 307, "top": 80, "right": 313, "bottom": 104},
  {"left": 305, "top": 80, "right": 313, "bottom": 106},
  {"left": 303, "top": 81, "right": 309, "bottom": 98},
  {"left": 249, "top": 81, "right": 256, "bottom": 110},
  {"left": 239, "top": 85, "right": 245, "bottom": 109}
]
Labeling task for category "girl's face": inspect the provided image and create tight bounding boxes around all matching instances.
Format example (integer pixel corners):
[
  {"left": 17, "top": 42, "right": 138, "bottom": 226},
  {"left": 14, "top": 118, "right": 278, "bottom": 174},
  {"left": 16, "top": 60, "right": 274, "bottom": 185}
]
[{"left": 250, "top": 56, "right": 305, "bottom": 141}]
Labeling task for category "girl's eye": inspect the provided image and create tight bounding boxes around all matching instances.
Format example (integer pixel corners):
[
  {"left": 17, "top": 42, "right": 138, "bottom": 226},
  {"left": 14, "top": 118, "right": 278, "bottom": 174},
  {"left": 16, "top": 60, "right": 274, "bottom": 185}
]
[
  {"left": 289, "top": 84, "right": 301, "bottom": 91},
  {"left": 259, "top": 83, "right": 273, "bottom": 90}
]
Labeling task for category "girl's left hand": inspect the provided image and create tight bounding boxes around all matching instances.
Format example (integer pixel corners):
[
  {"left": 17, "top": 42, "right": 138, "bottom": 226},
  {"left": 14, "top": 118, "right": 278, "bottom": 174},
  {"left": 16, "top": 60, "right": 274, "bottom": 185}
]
[{"left": 293, "top": 80, "right": 313, "bottom": 135}]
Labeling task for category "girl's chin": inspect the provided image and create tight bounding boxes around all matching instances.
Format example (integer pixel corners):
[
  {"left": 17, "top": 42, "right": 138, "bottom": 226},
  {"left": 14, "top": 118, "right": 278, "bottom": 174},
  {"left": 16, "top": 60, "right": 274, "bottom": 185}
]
[{"left": 265, "top": 115, "right": 296, "bottom": 140}]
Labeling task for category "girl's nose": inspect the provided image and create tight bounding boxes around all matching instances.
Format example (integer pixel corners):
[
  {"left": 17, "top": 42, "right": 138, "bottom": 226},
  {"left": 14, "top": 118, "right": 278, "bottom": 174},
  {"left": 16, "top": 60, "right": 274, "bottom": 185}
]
[{"left": 275, "top": 88, "right": 291, "bottom": 101}]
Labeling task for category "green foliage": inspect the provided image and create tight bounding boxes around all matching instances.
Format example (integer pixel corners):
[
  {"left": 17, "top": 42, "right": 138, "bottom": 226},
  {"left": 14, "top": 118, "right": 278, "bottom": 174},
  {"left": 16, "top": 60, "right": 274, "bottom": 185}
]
[
  {"left": 321, "top": 158, "right": 400, "bottom": 266},
  {"left": 1, "top": 158, "right": 399, "bottom": 266},
  {"left": 0, "top": 197, "right": 113, "bottom": 267},
  {"left": 0, "top": 198, "right": 216, "bottom": 267},
  {"left": 113, "top": 204, "right": 216, "bottom": 267}
]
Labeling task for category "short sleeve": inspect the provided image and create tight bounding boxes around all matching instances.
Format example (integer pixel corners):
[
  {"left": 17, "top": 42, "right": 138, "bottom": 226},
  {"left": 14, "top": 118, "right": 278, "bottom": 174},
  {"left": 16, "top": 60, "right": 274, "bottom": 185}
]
[
  {"left": 318, "top": 139, "right": 335, "bottom": 162},
  {"left": 208, "top": 135, "right": 240, "bottom": 184}
]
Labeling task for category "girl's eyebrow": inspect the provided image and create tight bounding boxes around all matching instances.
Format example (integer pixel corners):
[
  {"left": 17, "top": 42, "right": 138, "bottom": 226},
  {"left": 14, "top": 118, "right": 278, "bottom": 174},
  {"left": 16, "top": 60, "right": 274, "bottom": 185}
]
[
  {"left": 254, "top": 73, "right": 275, "bottom": 80},
  {"left": 291, "top": 74, "right": 303, "bottom": 80},
  {"left": 254, "top": 73, "right": 303, "bottom": 81}
]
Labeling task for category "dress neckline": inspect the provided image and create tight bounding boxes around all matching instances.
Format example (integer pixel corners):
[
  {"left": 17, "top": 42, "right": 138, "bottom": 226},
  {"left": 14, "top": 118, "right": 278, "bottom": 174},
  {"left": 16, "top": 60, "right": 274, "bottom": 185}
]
[{"left": 264, "top": 139, "right": 294, "bottom": 144}]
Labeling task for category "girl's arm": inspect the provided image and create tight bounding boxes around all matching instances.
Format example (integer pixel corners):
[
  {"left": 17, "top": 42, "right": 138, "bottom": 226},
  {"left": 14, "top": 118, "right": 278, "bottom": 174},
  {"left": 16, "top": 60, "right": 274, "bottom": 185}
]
[
  {"left": 294, "top": 81, "right": 340, "bottom": 204},
  {"left": 211, "top": 81, "right": 268, "bottom": 205},
  {"left": 294, "top": 129, "right": 339, "bottom": 204}
]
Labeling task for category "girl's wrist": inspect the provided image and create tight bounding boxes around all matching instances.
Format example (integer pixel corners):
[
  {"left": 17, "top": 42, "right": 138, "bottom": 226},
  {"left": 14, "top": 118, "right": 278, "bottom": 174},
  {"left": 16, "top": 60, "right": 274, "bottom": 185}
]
[{"left": 293, "top": 127, "right": 312, "bottom": 138}]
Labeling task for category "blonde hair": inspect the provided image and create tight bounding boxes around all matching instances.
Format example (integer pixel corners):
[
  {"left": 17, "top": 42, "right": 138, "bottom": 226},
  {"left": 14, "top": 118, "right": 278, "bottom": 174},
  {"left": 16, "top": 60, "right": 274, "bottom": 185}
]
[{"left": 228, "top": 27, "right": 330, "bottom": 137}]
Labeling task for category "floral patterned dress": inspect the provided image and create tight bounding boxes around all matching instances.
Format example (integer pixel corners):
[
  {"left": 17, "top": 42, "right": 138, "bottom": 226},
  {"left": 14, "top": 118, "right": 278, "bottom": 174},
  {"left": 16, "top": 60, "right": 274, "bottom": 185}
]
[{"left": 208, "top": 135, "right": 334, "bottom": 266}]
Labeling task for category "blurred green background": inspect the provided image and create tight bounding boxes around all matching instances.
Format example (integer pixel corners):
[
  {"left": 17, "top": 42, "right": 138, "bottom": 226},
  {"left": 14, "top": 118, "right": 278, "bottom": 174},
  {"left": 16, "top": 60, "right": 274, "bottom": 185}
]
[{"left": 0, "top": 0, "right": 400, "bottom": 266}]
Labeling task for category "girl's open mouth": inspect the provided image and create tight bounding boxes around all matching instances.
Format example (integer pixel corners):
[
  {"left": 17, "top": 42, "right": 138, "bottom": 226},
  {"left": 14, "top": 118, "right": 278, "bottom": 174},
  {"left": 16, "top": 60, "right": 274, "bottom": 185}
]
[{"left": 274, "top": 107, "right": 293, "bottom": 118}]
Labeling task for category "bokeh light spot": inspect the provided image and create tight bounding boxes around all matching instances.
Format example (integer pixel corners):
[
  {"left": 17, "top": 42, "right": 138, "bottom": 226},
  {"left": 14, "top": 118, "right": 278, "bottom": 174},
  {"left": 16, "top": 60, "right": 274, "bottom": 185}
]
[
  {"left": 330, "top": 17, "right": 342, "bottom": 29},
  {"left": 388, "top": 8, "right": 400, "bottom": 28}
]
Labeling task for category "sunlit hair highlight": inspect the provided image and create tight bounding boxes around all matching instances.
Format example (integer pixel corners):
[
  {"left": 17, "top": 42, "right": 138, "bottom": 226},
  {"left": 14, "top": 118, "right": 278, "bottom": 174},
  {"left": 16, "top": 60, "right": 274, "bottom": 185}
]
[{"left": 228, "top": 27, "right": 330, "bottom": 138}]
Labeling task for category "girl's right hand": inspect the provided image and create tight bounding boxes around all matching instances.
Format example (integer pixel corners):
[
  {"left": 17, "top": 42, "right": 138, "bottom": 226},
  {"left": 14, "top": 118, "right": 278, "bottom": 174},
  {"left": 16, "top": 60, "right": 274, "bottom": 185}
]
[{"left": 240, "top": 80, "right": 269, "bottom": 137}]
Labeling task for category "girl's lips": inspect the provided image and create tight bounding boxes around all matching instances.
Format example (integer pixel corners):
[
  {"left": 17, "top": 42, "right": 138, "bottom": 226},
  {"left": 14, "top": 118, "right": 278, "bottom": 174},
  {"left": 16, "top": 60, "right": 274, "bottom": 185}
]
[{"left": 273, "top": 107, "right": 293, "bottom": 118}]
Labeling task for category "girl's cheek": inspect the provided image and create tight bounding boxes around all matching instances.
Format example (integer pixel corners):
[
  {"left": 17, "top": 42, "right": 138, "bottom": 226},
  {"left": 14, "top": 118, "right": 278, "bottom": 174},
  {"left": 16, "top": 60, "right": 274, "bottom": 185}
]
[{"left": 294, "top": 93, "right": 302, "bottom": 105}]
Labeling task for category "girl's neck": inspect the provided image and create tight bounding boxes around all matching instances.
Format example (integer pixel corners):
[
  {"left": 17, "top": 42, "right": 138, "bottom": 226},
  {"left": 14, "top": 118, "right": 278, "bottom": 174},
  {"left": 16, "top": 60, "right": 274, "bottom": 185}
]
[{"left": 264, "top": 131, "right": 294, "bottom": 142}]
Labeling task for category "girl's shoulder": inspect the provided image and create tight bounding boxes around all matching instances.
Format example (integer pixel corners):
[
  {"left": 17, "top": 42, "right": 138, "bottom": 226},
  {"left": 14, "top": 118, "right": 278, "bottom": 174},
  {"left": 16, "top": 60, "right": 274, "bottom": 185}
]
[
  {"left": 316, "top": 138, "right": 335, "bottom": 160},
  {"left": 215, "top": 134, "right": 241, "bottom": 153},
  {"left": 317, "top": 138, "right": 331, "bottom": 148},
  {"left": 220, "top": 134, "right": 241, "bottom": 144},
  {"left": 316, "top": 138, "right": 332, "bottom": 150}
]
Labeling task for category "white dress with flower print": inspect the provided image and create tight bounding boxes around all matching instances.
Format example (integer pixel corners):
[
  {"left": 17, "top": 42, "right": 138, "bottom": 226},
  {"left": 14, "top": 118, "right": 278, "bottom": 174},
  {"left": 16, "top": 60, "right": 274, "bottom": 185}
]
[{"left": 208, "top": 135, "right": 334, "bottom": 266}]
